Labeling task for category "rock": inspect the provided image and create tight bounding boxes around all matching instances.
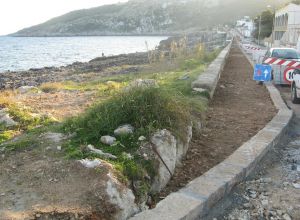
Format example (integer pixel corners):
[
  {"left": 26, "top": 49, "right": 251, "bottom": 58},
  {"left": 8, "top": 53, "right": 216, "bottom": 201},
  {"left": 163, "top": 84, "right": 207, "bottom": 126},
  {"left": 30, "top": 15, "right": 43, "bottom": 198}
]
[
  {"left": 178, "top": 74, "right": 190, "bottom": 80},
  {"left": 261, "top": 199, "right": 269, "bottom": 207},
  {"left": 150, "top": 129, "right": 177, "bottom": 193},
  {"left": 87, "top": 145, "right": 117, "bottom": 159},
  {"left": 43, "top": 132, "right": 65, "bottom": 143},
  {"left": 79, "top": 159, "right": 102, "bottom": 168},
  {"left": 18, "top": 86, "right": 38, "bottom": 94},
  {"left": 282, "top": 213, "right": 292, "bottom": 220},
  {"left": 220, "top": 84, "right": 226, "bottom": 89},
  {"left": 122, "top": 152, "right": 133, "bottom": 160},
  {"left": 100, "top": 136, "right": 116, "bottom": 146},
  {"left": 260, "top": 178, "right": 272, "bottom": 183},
  {"left": 192, "top": 88, "right": 208, "bottom": 93},
  {"left": 138, "top": 136, "right": 147, "bottom": 141},
  {"left": 0, "top": 114, "right": 18, "bottom": 127},
  {"left": 292, "top": 182, "right": 300, "bottom": 189},
  {"left": 243, "top": 203, "right": 252, "bottom": 209},
  {"left": 127, "top": 79, "right": 158, "bottom": 89},
  {"left": 57, "top": 146, "right": 62, "bottom": 151},
  {"left": 106, "top": 173, "right": 138, "bottom": 220},
  {"left": 283, "top": 182, "right": 289, "bottom": 187},
  {"left": 276, "top": 210, "right": 283, "bottom": 216},
  {"left": 114, "top": 124, "right": 134, "bottom": 136}
]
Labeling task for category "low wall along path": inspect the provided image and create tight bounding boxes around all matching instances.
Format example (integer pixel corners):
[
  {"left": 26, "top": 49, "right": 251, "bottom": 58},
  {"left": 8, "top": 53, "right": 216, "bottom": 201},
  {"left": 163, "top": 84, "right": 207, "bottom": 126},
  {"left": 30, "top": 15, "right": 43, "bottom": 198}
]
[{"left": 131, "top": 40, "right": 292, "bottom": 219}]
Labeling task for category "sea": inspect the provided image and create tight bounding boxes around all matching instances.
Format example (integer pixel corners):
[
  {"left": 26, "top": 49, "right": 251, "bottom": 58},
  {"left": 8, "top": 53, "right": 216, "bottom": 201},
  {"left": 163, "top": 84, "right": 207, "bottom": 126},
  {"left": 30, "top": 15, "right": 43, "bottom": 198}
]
[{"left": 0, "top": 36, "right": 168, "bottom": 72}]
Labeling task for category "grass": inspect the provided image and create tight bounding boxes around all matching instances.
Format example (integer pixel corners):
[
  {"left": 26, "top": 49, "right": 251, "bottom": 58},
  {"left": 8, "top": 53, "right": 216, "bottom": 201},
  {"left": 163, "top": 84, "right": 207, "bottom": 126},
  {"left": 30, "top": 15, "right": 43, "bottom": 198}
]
[{"left": 0, "top": 90, "right": 57, "bottom": 145}]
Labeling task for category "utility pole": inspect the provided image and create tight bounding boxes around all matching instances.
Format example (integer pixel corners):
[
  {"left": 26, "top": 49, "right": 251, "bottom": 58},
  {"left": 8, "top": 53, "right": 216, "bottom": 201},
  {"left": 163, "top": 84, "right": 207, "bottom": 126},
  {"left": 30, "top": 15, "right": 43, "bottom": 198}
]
[{"left": 258, "top": 15, "right": 262, "bottom": 45}]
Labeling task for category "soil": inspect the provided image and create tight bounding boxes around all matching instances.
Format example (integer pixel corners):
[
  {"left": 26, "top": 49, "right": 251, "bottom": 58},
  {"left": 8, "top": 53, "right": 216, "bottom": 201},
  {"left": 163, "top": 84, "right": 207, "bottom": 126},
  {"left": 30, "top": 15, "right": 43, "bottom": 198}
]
[
  {"left": 16, "top": 90, "right": 96, "bottom": 120},
  {"left": 0, "top": 133, "right": 121, "bottom": 220},
  {"left": 160, "top": 41, "right": 277, "bottom": 197}
]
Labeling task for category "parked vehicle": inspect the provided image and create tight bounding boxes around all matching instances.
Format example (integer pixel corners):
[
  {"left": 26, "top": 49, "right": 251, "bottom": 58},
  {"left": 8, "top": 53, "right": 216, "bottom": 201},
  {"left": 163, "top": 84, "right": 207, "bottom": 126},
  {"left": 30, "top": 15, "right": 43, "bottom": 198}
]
[
  {"left": 291, "top": 68, "right": 300, "bottom": 103},
  {"left": 262, "top": 48, "right": 300, "bottom": 85}
]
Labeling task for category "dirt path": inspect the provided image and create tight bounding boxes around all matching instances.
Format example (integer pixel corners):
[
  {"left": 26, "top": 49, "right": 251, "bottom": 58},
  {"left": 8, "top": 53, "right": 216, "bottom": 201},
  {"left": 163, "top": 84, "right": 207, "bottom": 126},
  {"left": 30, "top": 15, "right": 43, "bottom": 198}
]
[{"left": 160, "top": 41, "right": 277, "bottom": 197}]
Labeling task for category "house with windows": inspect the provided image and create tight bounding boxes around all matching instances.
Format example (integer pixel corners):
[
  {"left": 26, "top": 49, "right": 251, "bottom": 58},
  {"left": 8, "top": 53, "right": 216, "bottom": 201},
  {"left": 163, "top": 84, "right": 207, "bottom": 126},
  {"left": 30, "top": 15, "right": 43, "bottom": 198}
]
[{"left": 268, "top": 3, "right": 300, "bottom": 47}]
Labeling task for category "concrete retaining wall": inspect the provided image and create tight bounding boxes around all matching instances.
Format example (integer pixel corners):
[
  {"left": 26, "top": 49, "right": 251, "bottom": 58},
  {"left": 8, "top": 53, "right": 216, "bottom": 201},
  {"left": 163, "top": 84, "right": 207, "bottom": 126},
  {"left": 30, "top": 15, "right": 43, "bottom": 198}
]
[
  {"left": 191, "top": 42, "right": 232, "bottom": 98},
  {"left": 130, "top": 42, "right": 293, "bottom": 220}
]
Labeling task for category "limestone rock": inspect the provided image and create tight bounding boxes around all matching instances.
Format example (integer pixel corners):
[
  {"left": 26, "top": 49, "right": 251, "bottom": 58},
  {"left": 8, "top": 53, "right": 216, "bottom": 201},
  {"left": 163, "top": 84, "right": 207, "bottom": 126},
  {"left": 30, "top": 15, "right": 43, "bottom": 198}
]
[
  {"left": 127, "top": 79, "right": 158, "bottom": 89},
  {"left": 150, "top": 129, "right": 177, "bottom": 193},
  {"left": 18, "top": 86, "right": 38, "bottom": 94},
  {"left": 79, "top": 159, "right": 102, "bottom": 168},
  {"left": 0, "top": 113, "right": 18, "bottom": 127},
  {"left": 114, "top": 124, "right": 134, "bottom": 136},
  {"left": 106, "top": 172, "right": 138, "bottom": 219},
  {"left": 138, "top": 136, "right": 147, "bottom": 141},
  {"left": 100, "top": 136, "right": 116, "bottom": 146},
  {"left": 87, "top": 144, "right": 117, "bottom": 160}
]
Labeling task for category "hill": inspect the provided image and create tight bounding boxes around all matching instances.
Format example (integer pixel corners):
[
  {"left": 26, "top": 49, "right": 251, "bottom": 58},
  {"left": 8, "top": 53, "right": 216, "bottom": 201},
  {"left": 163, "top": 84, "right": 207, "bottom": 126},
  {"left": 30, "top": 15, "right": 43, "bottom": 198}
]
[{"left": 12, "top": 0, "right": 288, "bottom": 37}]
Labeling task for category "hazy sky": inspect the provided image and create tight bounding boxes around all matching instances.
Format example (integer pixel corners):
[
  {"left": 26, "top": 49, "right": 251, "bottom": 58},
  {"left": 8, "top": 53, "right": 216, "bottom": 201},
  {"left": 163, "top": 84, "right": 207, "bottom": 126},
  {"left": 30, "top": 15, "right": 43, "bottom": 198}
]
[{"left": 0, "top": 0, "right": 128, "bottom": 35}]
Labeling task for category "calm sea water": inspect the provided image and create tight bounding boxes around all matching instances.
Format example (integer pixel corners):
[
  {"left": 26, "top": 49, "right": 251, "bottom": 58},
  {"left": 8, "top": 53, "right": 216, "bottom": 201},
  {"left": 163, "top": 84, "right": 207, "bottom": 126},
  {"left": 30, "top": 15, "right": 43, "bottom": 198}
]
[{"left": 0, "top": 36, "right": 167, "bottom": 72}]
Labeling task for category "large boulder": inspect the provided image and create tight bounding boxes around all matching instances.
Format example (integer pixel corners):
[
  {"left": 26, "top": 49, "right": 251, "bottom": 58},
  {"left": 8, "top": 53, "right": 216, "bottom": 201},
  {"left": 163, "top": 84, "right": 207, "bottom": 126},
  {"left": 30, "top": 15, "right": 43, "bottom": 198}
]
[
  {"left": 138, "top": 126, "right": 193, "bottom": 193},
  {"left": 150, "top": 129, "right": 177, "bottom": 193},
  {"left": 106, "top": 172, "right": 138, "bottom": 219}
]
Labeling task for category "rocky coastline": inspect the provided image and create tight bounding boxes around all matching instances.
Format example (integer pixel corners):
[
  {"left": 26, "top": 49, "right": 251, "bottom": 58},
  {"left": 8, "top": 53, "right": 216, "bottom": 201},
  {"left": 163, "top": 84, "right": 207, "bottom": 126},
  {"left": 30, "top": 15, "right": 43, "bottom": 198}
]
[{"left": 0, "top": 32, "right": 227, "bottom": 90}]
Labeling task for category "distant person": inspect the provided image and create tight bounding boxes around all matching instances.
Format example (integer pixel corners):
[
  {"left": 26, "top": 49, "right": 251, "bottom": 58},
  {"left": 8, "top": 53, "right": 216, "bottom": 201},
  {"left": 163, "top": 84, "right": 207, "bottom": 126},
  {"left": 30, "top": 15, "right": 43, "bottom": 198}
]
[{"left": 102, "top": 52, "right": 105, "bottom": 57}]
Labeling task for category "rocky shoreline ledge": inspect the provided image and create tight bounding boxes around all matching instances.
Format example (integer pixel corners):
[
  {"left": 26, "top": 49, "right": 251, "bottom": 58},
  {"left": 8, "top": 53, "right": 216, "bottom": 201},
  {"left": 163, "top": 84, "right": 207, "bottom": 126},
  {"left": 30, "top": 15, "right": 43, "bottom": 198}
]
[{"left": 0, "top": 32, "right": 228, "bottom": 90}]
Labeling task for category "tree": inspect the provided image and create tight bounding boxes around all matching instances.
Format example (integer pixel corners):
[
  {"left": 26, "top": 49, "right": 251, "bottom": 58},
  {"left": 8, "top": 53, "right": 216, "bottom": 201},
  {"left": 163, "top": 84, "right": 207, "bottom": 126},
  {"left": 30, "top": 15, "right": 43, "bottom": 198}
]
[
  {"left": 253, "top": 10, "right": 274, "bottom": 40},
  {"left": 291, "top": 0, "right": 300, "bottom": 5}
]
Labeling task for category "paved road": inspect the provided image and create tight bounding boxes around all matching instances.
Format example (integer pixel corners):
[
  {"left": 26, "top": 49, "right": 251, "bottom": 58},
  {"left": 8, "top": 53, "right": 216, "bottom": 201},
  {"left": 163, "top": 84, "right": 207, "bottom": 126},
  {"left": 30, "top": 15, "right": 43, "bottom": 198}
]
[{"left": 203, "top": 61, "right": 300, "bottom": 220}]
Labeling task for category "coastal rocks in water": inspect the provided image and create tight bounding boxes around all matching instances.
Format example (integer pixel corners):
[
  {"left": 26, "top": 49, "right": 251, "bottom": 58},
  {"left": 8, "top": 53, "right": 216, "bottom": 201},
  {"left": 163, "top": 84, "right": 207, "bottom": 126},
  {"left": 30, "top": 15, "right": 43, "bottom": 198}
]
[
  {"left": 114, "top": 124, "right": 134, "bottom": 136},
  {"left": 127, "top": 79, "right": 158, "bottom": 90},
  {"left": 18, "top": 86, "right": 38, "bottom": 94},
  {"left": 106, "top": 172, "right": 138, "bottom": 220},
  {"left": 87, "top": 144, "right": 117, "bottom": 160},
  {"left": 0, "top": 109, "right": 18, "bottom": 127},
  {"left": 100, "top": 136, "right": 116, "bottom": 146}
]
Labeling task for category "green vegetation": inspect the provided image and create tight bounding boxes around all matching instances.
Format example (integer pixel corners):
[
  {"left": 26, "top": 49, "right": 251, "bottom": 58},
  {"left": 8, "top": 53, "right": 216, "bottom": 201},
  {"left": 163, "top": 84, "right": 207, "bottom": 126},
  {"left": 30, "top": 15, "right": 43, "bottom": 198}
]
[
  {"left": 253, "top": 10, "right": 274, "bottom": 40},
  {"left": 0, "top": 92, "right": 56, "bottom": 146},
  {"left": 60, "top": 48, "right": 219, "bottom": 198}
]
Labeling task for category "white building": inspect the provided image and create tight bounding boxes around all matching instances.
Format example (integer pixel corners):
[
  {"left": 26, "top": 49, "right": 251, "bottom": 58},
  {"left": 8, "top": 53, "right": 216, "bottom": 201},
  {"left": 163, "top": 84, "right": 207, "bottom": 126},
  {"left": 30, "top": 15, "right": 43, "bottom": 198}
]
[
  {"left": 236, "top": 16, "right": 255, "bottom": 38},
  {"left": 272, "top": 3, "right": 300, "bottom": 47}
]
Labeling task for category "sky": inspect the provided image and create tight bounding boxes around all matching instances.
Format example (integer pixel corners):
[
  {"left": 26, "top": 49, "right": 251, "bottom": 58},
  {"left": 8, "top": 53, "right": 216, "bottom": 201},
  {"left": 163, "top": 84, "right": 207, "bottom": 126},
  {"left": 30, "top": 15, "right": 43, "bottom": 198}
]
[{"left": 0, "top": 0, "right": 128, "bottom": 35}]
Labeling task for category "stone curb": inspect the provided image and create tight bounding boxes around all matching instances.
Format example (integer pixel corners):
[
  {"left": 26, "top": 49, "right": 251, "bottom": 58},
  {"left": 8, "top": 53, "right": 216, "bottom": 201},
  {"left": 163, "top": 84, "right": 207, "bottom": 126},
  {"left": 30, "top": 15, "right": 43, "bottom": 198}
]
[
  {"left": 130, "top": 42, "right": 293, "bottom": 220},
  {"left": 191, "top": 41, "right": 233, "bottom": 98}
]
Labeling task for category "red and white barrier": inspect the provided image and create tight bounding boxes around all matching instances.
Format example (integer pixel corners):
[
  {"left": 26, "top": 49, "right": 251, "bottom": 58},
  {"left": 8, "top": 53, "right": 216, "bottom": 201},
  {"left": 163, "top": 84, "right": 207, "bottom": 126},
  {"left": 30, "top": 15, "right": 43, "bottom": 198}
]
[
  {"left": 263, "top": 57, "right": 300, "bottom": 68},
  {"left": 244, "top": 46, "right": 261, "bottom": 51}
]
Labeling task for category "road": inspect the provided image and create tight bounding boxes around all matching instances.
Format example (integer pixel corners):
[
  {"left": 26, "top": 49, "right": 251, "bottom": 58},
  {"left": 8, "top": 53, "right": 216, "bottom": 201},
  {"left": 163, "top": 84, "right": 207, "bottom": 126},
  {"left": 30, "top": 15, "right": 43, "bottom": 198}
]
[{"left": 203, "top": 58, "right": 300, "bottom": 220}]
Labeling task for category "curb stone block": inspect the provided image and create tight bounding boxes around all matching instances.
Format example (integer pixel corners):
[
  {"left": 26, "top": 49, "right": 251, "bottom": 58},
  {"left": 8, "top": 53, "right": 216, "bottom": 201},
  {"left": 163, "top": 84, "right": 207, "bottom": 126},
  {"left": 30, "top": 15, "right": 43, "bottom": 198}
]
[
  {"left": 130, "top": 192, "right": 205, "bottom": 220},
  {"left": 191, "top": 42, "right": 232, "bottom": 99}
]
